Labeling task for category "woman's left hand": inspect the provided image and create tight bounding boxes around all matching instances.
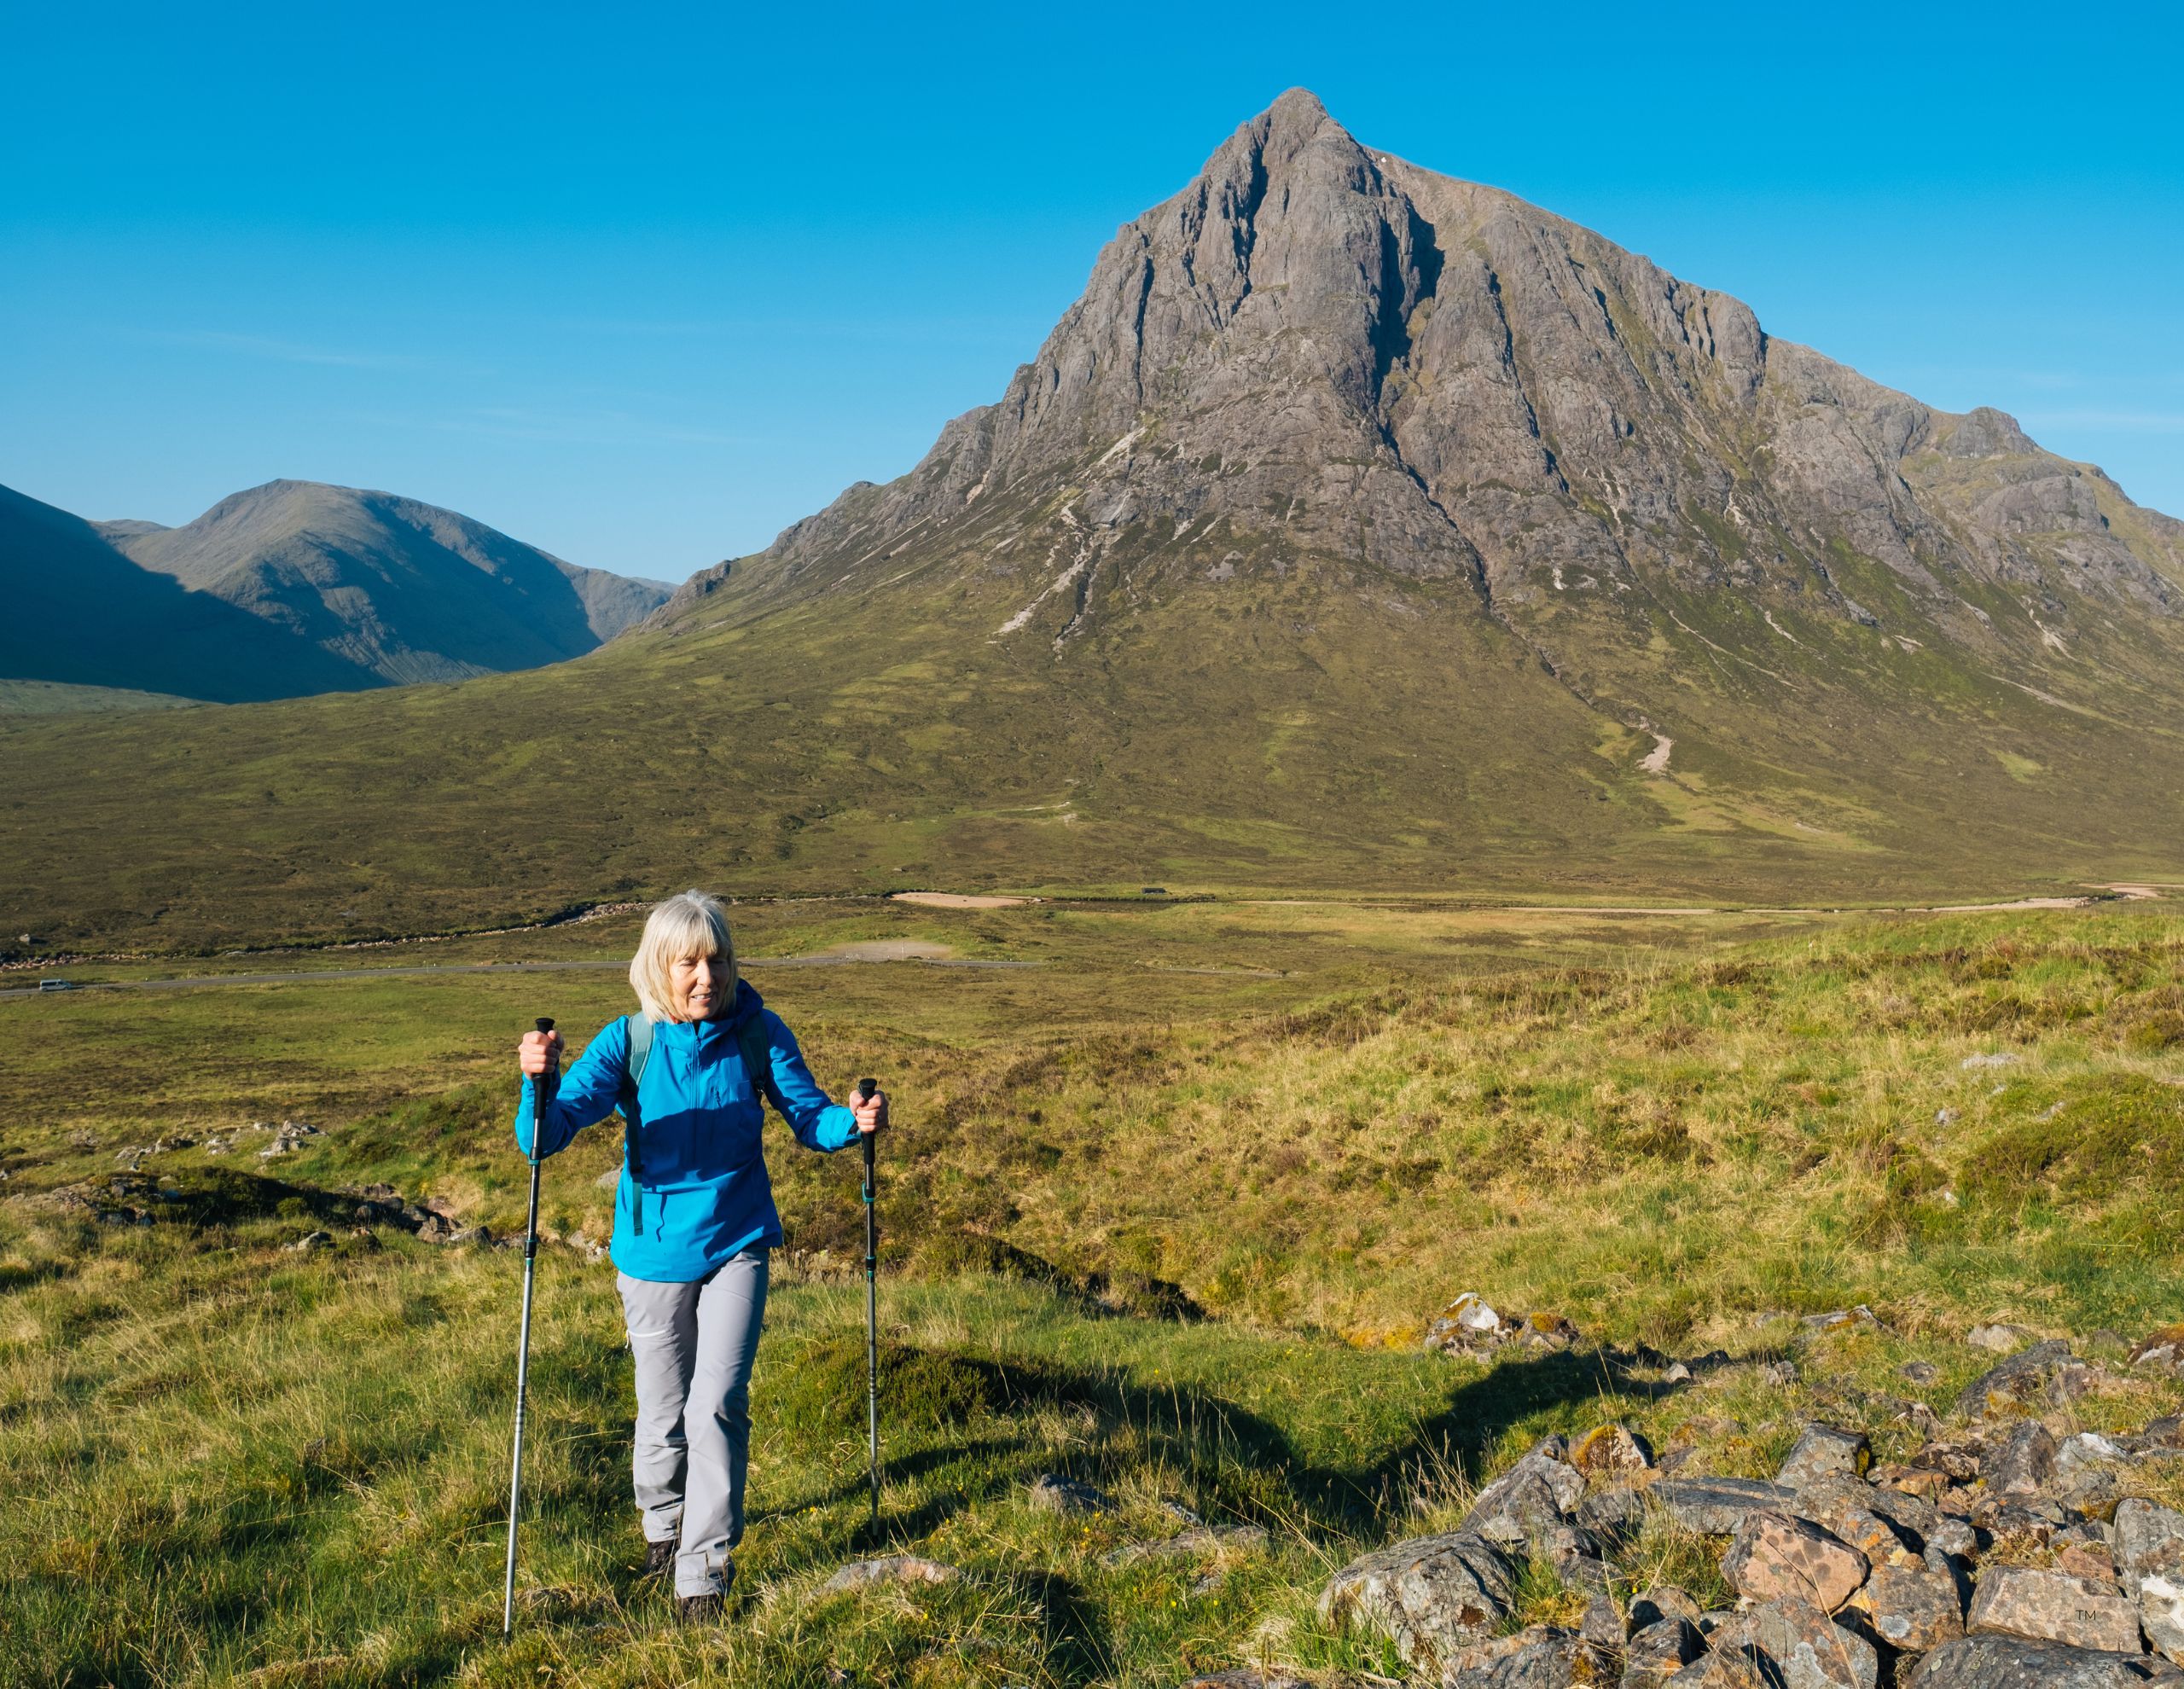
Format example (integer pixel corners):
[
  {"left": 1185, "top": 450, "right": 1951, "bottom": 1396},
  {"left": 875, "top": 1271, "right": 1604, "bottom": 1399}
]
[{"left": 851, "top": 1086, "right": 888, "bottom": 1137}]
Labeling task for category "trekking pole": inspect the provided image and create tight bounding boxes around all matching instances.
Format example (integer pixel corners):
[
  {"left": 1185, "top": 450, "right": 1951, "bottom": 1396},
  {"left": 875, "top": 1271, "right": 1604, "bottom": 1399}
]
[
  {"left": 502, "top": 1017, "right": 553, "bottom": 1640},
  {"left": 858, "top": 1077, "right": 881, "bottom": 1527}
]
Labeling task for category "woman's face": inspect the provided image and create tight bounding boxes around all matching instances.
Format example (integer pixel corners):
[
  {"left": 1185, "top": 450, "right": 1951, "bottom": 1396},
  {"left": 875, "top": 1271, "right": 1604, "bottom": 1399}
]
[{"left": 668, "top": 951, "right": 730, "bottom": 1022}]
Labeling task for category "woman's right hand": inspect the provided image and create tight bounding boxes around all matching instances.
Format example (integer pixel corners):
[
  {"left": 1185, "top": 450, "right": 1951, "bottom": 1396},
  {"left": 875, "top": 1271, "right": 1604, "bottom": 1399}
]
[{"left": 518, "top": 1027, "right": 564, "bottom": 1077}]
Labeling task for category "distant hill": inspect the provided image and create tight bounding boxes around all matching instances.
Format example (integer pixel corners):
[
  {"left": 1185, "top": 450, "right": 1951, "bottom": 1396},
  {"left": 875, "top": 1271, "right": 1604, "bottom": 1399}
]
[
  {"left": 109, "top": 480, "right": 673, "bottom": 685},
  {"left": 4, "top": 90, "right": 2183, "bottom": 950},
  {"left": 0, "top": 483, "right": 381, "bottom": 703}
]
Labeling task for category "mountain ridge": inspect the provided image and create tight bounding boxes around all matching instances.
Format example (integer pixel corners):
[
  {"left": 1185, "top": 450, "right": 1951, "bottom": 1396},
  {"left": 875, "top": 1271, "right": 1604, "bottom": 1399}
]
[
  {"left": 1, "top": 479, "right": 674, "bottom": 705},
  {"left": 113, "top": 479, "right": 674, "bottom": 686}
]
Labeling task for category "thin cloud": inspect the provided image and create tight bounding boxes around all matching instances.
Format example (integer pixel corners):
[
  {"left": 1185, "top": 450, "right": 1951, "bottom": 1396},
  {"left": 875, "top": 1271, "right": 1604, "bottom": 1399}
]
[{"left": 144, "top": 328, "right": 423, "bottom": 369}]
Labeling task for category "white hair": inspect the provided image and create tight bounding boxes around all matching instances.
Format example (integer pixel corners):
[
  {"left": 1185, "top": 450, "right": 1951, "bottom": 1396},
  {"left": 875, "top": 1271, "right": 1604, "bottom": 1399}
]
[{"left": 629, "top": 890, "right": 736, "bottom": 1022}]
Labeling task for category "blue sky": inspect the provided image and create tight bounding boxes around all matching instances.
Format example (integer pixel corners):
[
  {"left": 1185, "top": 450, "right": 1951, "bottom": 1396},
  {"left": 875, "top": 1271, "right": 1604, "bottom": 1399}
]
[{"left": 4, "top": 2, "right": 2179, "bottom": 581}]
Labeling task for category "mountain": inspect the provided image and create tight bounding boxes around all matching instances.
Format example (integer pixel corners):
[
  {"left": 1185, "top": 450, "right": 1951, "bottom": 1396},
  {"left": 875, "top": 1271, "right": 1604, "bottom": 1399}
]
[
  {"left": 4, "top": 91, "right": 2183, "bottom": 950},
  {"left": 0, "top": 483, "right": 382, "bottom": 703},
  {"left": 662, "top": 89, "right": 2182, "bottom": 761},
  {"left": 110, "top": 480, "right": 674, "bottom": 685}
]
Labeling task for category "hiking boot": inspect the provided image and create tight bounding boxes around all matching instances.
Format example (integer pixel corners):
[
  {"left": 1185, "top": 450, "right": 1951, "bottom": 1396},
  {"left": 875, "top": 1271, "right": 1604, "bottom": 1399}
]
[
  {"left": 676, "top": 1591, "right": 724, "bottom": 1625},
  {"left": 644, "top": 1538, "right": 676, "bottom": 1576}
]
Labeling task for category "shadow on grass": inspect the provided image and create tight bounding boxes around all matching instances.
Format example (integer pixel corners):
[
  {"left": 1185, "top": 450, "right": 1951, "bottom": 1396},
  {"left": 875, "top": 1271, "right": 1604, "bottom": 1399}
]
[{"left": 778, "top": 1338, "right": 1730, "bottom": 1553}]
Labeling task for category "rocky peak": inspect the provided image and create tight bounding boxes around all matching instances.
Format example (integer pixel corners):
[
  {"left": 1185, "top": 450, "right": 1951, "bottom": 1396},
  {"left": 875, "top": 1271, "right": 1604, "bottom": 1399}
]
[{"left": 662, "top": 90, "right": 2182, "bottom": 772}]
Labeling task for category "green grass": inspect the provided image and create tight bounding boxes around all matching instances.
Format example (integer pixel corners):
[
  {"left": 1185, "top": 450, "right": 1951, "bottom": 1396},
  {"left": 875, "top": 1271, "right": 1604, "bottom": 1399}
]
[{"left": 4, "top": 899, "right": 2184, "bottom": 1684}]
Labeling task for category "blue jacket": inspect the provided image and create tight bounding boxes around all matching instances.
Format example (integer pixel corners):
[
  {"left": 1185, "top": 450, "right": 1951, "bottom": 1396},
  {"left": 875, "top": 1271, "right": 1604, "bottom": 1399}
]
[{"left": 514, "top": 979, "right": 858, "bottom": 1282}]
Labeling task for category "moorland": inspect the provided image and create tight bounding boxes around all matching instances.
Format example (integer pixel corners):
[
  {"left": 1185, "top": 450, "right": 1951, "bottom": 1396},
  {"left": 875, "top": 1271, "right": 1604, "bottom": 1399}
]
[{"left": 5, "top": 891, "right": 2182, "bottom": 1686}]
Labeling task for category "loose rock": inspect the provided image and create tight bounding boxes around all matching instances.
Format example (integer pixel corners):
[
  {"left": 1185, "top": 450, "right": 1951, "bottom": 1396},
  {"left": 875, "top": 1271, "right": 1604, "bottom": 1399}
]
[
  {"left": 1449, "top": 1627, "right": 1619, "bottom": 1689},
  {"left": 818, "top": 1555, "right": 961, "bottom": 1596},
  {"left": 1857, "top": 1564, "right": 1967, "bottom": 1651},
  {"left": 1967, "top": 1567, "right": 2143, "bottom": 1654},
  {"left": 1652, "top": 1477, "right": 1800, "bottom": 1535},
  {"left": 1621, "top": 1617, "right": 1705, "bottom": 1689},
  {"left": 1630, "top": 1587, "right": 1705, "bottom": 1630},
  {"left": 2131, "top": 1329, "right": 2184, "bottom": 1378},
  {"left": 2116, "top": 1500, "right": 2184, "bottom": 1663},
  {"left": 1573, "top": 1424, "right": 1654, "bottom": 1480},
  {"left": 1709, "top": 1596, "right": 1880, "bottom": 1689},
  {"left": 1466, "top": 1451, "right": 1586, "bottom": 1544},
  {"left": 1984, "top": 1423, "right": 2060, "bottom": 1495},
  {"left": 1780, "top": 1425, "right": 1873, "bottom": 1489},
  {"left": 1722, "top": 1511, "right": 1870, "bottom": 1613},
  {"left": 1908, "top": 1635, "right": 2181, "bottom": 1689},
  {"left": 1028, "top": 1473, "right": 1112, "bottom": 1514},
  {"left": 1105, "top": 1525, "right": 1267, "bottom": 1567},
  {"left": 1957, "top": 1341, "right": 2081, "bottom": 1419},
  {"left": 1319, "top": 1530, "right": 1517, "bottom": 1674}
]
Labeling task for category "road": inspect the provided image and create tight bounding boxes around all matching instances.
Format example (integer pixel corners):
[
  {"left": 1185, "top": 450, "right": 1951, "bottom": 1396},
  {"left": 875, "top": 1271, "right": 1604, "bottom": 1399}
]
[{"left": 0, "top": 954, "right": 1043, "bottom": 999}]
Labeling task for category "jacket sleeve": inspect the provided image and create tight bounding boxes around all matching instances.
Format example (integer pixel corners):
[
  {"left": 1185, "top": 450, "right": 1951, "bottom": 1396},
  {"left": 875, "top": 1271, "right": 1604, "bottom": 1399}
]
[
  {"left": 514, "top": 1018, "right": 630, "bottom": 1160},
  {"left": 760, "top": 1011, "right": 858, "bottom": 1152}
]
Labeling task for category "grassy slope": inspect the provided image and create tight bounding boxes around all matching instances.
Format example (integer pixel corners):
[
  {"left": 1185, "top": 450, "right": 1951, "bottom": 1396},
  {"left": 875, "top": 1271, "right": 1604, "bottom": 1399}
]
[
  {"left": 9, "top": 479, "right": 2184, "bottom": 957},
  {"left": 4, "top": 900, "right": 2183, "bottom": 1686}
]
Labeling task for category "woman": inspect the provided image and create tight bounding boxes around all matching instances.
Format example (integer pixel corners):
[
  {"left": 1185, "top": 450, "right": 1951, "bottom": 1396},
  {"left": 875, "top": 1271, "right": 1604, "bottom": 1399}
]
[{"left": 514, "top": 889, "right": 885, "bottom": 1623}]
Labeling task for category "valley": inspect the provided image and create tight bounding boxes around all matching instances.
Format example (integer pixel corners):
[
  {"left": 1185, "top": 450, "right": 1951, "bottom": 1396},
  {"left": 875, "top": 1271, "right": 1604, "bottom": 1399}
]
[{"left": 3, "top": 896, "right": 2182, "bottom": 1684}]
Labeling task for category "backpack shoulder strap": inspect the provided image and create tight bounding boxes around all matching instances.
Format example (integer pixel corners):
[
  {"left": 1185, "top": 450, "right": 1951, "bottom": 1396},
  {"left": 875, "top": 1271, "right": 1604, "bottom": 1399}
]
[
  {"left": 624, "top": 1012, "right": 654, "bottom": 1094},
  {"left": 621, "top": 1014, "right": 653, "bottom": 1195},
  {"left": 735, "top": 1013, "right": 784, "bottom": 1117}
]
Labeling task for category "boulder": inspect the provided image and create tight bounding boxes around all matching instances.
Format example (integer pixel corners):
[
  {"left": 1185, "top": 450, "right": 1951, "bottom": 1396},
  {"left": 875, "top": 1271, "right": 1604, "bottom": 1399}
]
[
  {"left": 1621, "top": 1617, "right": 1705, "bottom": 1689},
  {"left": 1028, "top": 1473, "right": 1112, "bottom": 1514},
  {"left": 818, "top": 1554, "right": 961, "bottom": 1596},
  {"left": 1984, "top": 1423, "right": 2060, "bottom": 1495},
  {"left": 1465, "top": 1451, "right": 1587, "bottom": 1544},
  {"left": 1967, "top": 1568, "right": 2143, "bottom": 1654},
  {"left": 2115, "top": 1500, "right": 2184, "bottom": 1663},
  {"left": 1958, "top": 1343, "right": 2084, "bottom": 1419},
  {"left": 1652, "top": 1477, "right": 1800, "bottom": 1535},
  {"left": 1319, "top": 1530, "right": 1517, "bottom": 1674},
  {"left": 1708, "top": 1597, "right": 1880, "bottom": 1689},
  {"left": 1970, "top": 1325, "right": 2037, "bottom": 1352},
  {"left": 1859, "top": 1564, "right": 1967, "bottom": 1651},
  {"left": 1908, "top": 1635, "right": 2181, "bottom": 1689},
  {"left": 1722, "top": 1511, "right": 1872, "bottom": 1612},
  {"left": 1780, "top": 1425, "right": 1874, "bottom": 1489},
  {"left": 2114, "top": 1501, "right": 2184, "bottom": 1594}
]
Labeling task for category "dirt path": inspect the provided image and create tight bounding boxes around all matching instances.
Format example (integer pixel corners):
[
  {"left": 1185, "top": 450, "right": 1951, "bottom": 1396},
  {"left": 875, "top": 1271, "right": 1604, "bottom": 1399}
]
[{"left": 890, "top": 892, "right": 1032, "bottom": 909}]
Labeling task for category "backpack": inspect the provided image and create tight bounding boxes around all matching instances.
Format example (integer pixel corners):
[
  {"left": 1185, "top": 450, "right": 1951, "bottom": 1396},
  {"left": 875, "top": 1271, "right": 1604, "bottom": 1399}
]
[{"left": 619, "top": 1013, "right": 781, "bottom": 1215}]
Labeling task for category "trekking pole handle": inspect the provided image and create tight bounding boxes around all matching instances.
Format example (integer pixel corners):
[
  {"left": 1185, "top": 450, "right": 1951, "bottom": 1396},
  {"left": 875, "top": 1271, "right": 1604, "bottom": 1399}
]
[{"left": 526, "top": 1018, "right": 555, "bottom": 1159}]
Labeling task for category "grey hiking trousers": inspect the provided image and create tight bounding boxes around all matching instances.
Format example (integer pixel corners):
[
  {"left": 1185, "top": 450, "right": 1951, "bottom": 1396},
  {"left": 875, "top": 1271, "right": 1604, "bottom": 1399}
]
[{"left": 617, "top": 1250, "right": 769, "bottom": 1598}]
